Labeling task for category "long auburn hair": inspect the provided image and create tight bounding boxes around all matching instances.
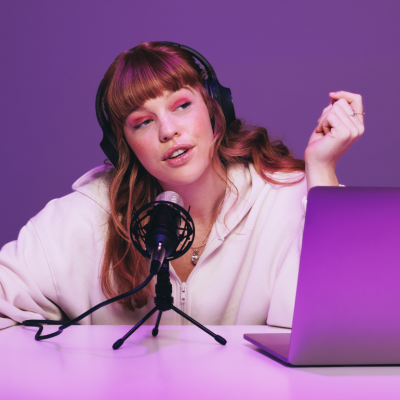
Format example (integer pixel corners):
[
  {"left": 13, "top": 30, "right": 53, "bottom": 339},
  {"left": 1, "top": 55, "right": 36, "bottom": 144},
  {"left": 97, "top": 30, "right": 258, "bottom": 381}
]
[{"left": 99, "top": 42, "right": 305, "bottom": 311}]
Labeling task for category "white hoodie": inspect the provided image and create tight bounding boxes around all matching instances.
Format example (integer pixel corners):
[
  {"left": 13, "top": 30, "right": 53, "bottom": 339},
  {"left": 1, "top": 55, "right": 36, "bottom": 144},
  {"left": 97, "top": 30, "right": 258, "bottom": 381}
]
[{"left": 0, "top": 163, "right": 307, "bottom": 330}]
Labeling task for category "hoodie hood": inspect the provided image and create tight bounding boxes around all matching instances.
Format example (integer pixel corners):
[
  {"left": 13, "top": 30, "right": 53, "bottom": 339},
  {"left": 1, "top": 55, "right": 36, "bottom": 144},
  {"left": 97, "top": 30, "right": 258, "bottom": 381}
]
[{"left": 72, "top": 165, "right": 113, "bottom": 214}]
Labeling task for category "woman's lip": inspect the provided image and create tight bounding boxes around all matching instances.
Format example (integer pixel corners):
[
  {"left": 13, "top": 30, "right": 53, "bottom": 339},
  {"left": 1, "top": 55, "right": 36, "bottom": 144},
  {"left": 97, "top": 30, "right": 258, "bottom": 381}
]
[
  {"left": 165, "top": 147, "right": 194, "bottom": 167},
  {"left": 163, "top": 144, "right": 194, "bottom": 161}
]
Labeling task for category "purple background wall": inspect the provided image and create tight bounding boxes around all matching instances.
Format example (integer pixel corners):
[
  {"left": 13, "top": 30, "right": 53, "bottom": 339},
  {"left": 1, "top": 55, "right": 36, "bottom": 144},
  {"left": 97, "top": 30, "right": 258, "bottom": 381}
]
[{"left": 1, "top": 0, "right": 399, "bottom": 246}]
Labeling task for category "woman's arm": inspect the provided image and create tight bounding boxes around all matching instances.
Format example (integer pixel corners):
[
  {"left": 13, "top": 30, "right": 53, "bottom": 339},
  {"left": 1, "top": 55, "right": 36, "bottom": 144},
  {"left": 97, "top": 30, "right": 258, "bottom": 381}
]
[
  {"left": 304, "top": 91, "right": 365, "bottom": 193},
  {"left": 0, "top": 219, "right": 63, "bottom": 329}
]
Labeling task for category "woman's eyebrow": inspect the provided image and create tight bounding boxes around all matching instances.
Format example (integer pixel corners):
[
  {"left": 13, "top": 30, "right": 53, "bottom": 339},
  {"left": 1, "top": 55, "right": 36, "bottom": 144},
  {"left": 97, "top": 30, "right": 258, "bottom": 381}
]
[
  {"left": 167, "top": 87, "right": 195, "bottom": 99},
  {"left": 127, "top": 105, "right": 148, "bottom": 117},
  {"left": 177, "top": 86, "right": 194, "bottom": 94},
  {"left": 131, "top": 106, "right": 144, "bottom": 113}
]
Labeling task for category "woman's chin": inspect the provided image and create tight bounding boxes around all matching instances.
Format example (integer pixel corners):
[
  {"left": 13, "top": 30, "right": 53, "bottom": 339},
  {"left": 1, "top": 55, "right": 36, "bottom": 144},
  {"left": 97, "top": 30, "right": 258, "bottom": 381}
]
[{"left": 158, "top": 167, "right": 211, "bottom": 192}]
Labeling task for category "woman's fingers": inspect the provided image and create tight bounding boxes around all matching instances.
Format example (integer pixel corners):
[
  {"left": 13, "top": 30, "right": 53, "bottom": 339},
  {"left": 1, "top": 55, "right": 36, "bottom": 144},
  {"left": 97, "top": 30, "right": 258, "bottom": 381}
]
[
  {"left": 308, "top": 112, "right": 358, "bottom": 167},
  {"left": 317, "top": 92, "right": 365, "bottom": 136},
  {"left": 321, "top": 110, "right": 352, "bottom": 139},
  {"left": 331, "top": 99, "right": 364, "bottom": 136},
  {"left": 318, "top": 102, "right": 359, "bottom": 137},
  {"left": 329, "top": 91, "right": 364, "bottom": 124},
  {"left": 316, "top": 104, "right": 333, "bottom": 132}
]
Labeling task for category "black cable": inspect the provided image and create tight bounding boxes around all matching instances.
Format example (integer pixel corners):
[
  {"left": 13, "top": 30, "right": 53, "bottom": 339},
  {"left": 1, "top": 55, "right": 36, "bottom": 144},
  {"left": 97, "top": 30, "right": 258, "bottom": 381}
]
[{"left": 22, "top": 271, "right": 156, "bottom": 341}]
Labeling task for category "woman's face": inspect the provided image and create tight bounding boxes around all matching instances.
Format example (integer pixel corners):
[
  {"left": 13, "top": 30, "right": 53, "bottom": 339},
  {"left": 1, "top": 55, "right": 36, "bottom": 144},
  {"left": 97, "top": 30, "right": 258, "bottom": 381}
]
[{"left": 123, "top": 86, "right": 215, "bottom": 191}]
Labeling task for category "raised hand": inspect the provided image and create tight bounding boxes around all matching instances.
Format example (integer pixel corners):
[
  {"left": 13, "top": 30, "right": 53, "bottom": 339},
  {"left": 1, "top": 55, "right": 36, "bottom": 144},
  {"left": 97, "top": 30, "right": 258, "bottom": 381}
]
[{"left": 304, "top": 91, "right": 365, "bottom": 192}]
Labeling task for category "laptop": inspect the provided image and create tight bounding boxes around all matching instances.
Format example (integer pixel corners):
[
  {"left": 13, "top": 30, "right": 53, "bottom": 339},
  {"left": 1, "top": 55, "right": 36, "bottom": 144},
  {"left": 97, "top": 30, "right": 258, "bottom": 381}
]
[{"left": 244, "top": 186, "right": 400, "bottom": 366}]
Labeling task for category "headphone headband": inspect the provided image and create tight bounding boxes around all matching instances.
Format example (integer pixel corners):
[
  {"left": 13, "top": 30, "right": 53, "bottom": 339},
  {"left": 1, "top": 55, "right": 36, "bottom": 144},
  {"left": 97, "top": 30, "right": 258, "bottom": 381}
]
[{"left": 96, "top": 42, "right": 236, "bottom": 167}]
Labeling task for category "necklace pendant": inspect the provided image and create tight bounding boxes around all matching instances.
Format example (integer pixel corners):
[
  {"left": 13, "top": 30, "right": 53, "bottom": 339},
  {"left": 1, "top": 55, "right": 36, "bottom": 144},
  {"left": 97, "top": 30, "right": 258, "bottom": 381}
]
[{"left": 191, "top": 250, "right": 199, "bottom": 266}]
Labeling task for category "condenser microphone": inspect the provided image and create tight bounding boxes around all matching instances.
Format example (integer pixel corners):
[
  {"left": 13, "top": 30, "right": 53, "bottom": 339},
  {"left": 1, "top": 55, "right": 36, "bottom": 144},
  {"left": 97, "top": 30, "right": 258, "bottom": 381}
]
[
  {"left": 130, "top": 191, "right": 194, "bottom": 272},
  {"left": 145, "top": 191, "right": 184, "bottom": 272}
]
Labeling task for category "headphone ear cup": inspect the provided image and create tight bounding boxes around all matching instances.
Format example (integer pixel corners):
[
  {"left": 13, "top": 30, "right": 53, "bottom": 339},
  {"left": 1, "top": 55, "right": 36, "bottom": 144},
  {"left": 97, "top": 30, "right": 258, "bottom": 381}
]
[
  {"left": 217, "top": 83, "right": 236, "bottom": 129},
  {"left": 203, "top": 77, "right": 236, "bottom": 129},
  {"left": 100, "top": 132, "right": 119, "bottom": 167},
  {"left": 96, "top": 81, "right": 119, "bottom": 167}
]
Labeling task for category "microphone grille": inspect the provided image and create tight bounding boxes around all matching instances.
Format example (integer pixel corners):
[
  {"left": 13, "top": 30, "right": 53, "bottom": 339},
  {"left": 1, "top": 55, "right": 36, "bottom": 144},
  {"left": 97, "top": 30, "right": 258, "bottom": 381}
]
[{"left": 155, "top": 191, "right": 184, "bottom": 208}]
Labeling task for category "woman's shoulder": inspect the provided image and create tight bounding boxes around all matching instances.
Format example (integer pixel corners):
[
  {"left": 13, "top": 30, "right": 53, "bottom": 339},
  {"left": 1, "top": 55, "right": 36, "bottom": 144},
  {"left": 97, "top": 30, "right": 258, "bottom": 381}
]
[
  {"left": 229, "top": 163, "right": 306, "bottom": 191},
  {"left": 218, "top": 163, "right": 307, "bottom": 236},
  {"left": 31, "top": 165, "right": 113, "bottom": 231},
  {"left": 71, "top": 164, "right": 113, "bottom": 213},
  {"left": 260, "top": 167, "right": 306, "bottom": 186}
]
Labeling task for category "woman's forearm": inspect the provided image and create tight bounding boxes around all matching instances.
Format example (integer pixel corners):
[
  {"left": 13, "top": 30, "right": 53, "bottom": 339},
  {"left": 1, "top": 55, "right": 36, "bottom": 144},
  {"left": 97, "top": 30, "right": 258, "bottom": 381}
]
[{"left": 305, "top": 164, "right": 339, "bottom": 194}]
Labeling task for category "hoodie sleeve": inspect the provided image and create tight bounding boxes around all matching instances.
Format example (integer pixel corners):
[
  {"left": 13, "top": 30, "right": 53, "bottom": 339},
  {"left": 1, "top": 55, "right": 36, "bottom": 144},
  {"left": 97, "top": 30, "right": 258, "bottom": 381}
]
[
  {"left": 0, "top": 218, "right": 63, "bottom": 330},
  {"left": 0, "top": 166, "right": 111, "bottom": 330},
  {"left": 266, "top": 184, "right": 307, "bottom": 328}
]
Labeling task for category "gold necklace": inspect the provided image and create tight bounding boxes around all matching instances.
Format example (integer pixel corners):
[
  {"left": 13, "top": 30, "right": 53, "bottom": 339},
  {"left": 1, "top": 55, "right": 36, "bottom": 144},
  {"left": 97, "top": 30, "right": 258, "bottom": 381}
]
[{"left": 191, "top": 228, "right": 212, "bottom": 266}]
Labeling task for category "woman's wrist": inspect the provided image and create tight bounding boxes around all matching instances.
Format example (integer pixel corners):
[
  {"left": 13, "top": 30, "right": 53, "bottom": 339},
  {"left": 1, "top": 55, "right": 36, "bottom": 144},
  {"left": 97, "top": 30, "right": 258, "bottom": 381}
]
[{"left": 305, "top": 163, "right": 339, "bottom": 194}]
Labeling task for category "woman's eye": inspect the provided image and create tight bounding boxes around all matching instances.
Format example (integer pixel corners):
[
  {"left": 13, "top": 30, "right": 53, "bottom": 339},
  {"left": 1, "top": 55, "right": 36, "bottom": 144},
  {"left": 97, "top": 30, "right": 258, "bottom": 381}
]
[
  {"left": 177, "top": 101, "right": 191, "bottom": 110},
  {"left": 133, "top": 119, "right": 152, "bottom": 130}
]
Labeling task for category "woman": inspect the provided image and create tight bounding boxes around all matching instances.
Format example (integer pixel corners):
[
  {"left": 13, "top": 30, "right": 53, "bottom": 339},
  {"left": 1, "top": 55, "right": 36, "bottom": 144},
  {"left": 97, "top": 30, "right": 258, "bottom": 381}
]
[{"left": 0, "top": 42, "right": 364, "bottom": 330}]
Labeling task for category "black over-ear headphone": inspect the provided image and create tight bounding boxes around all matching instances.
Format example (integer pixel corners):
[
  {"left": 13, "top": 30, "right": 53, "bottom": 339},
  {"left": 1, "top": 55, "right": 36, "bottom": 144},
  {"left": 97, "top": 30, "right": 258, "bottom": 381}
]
[{"left": 95, "top": 42, "right": 236, "bottom": 168}]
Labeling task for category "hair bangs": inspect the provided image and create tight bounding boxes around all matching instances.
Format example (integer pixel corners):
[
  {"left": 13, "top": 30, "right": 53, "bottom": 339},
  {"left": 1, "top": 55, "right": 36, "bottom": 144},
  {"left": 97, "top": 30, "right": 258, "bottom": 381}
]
[{"left": 106, "top": 43, "right": 204, "bottom": 128}]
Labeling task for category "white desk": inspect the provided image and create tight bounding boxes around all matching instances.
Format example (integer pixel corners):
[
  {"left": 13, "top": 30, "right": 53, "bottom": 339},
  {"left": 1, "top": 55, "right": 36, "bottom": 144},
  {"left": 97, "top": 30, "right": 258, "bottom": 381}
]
[{"left": 1, "top": 324, "right": 400, "bottom": 400}]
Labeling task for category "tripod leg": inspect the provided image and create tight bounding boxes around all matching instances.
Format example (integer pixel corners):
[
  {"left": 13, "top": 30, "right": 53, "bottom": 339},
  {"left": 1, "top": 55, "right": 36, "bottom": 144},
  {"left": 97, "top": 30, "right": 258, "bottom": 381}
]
[
  {"left": 152, "top": 310, "right": 163, "bottom": 337},
  {"left": 112, "top": 307, "right": 158, "bottom": 350},
  {"left": 171, "top": 305, "right": 227, "bottom": 345}
]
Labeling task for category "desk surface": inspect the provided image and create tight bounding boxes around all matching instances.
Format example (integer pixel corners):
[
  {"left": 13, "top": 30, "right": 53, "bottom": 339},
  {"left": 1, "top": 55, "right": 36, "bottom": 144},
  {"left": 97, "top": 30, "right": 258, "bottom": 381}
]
[{"left": 1, "top": 324, "right": 400, "bottom": 400}]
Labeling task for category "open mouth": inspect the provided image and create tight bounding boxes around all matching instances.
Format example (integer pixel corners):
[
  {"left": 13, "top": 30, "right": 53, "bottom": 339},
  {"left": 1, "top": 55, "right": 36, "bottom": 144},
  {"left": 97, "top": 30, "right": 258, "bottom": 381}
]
[{"left": 169, "top": 149, "right": 189, "bottom": 159}]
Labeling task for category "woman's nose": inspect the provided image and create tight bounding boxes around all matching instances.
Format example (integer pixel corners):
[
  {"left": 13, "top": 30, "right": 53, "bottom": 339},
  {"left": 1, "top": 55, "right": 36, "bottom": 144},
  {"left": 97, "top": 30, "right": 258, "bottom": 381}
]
[{"left": 159, "top": 116, "right": 179, "bottom": 143}]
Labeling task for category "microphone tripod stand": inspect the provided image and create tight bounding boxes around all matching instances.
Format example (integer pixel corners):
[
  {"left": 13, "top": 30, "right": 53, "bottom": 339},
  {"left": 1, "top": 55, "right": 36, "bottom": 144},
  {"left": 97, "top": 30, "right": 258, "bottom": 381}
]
[{"left": 112, "top": 261, "right": 227, "bottom": 349}]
